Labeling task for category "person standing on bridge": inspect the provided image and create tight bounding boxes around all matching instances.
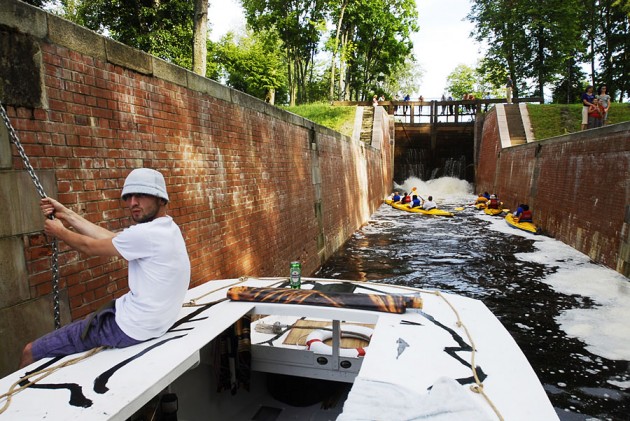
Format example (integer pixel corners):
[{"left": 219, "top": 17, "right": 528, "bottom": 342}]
[
  {"left": 505, "top": 76, "right": 513, "bottom": 104},
  {"left": 20, "top": 168, "right": 191, "bottom": 368}
]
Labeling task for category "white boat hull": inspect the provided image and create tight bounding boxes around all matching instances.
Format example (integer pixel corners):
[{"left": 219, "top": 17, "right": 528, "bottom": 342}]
[{"left": 0, "top": 277, "right": 558, "bottom": 420}]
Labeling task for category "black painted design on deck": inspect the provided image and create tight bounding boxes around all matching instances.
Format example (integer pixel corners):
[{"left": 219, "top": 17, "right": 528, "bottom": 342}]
[
  {"left": 19, "top": 356, "right": 92, "bottom": 408},
  {"left": 418, "top": 311, "right": 487, "bottom": 385},
  {"left": 12, "top": 298, "right": 225, "bottom": 409},
  {"left": 93, "top": 334, "right": 186, "bottom": 394}
]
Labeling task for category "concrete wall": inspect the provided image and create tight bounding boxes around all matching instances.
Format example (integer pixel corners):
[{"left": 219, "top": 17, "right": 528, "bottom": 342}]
[
  {"left": 476, "top": 108, "right": 630, "bottom": 277},
  {"left": 0, "top": 0, "right": 393, "bottom": 376}
]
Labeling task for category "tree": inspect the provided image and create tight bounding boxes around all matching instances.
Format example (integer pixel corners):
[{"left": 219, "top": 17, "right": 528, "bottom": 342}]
[
  {"left": 215, "top": 29, "right": 288, "bottom": 104},
  {"left": 446, "top": 64, "right": 478, "bottom": 99},
  {"left": 193, "top": 0, "right": 209, "bottom": 76},
  {"left": 468, "top": 0, "right": 583, "bottom": 101},
  {"left": 593, "top": 0, "right": 630, "bottom": 101},
  {"left": 56, "top": 0, "right": 208, "bottom": 76},
  {"left": 381, "top": 58, "right": 423, "bottom": 98},
  {"left": 241, "top": 0, "right": 328, "bottom": 106},
  {"left": 328, "top": 0, "right": 349, "bottom": 101},
  {"left": 333, "top": 0, "right": 418, "bottom": 100}
]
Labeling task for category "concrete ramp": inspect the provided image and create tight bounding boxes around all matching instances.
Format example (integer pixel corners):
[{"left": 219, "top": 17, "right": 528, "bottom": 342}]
[{"left": 496, "top": 103, "right": 534, "bottom": 147}]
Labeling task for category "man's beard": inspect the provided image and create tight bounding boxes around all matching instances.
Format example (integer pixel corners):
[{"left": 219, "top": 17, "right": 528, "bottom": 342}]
[{"left": 132, "top": 206, "right": 160, "bottom": 223}]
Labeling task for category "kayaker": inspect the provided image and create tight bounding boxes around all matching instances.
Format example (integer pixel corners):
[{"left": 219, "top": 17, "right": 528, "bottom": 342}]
[
  {"left": 20, "top": 168, "right": 191, "bottom": 368},
  {"left": 475, "top": 193, "right": 489, "bottom": 204},
  {"left": 487, "top": 194, "right": 501, "bottom": 209},
  {"left": 402, "top": 193, "right": 412, "bottom": 204},
  {"left": 422, "top": 196, "right": 437, "bottom": 210},
  {"left": 390, "top": 191, "right": 401, "bottom": 202},
  {"left": 410, "top": 195, "right": 422, "bottom": 208},
  {"left": 513, "top": 204, "right": 533, "bottom": 222}
]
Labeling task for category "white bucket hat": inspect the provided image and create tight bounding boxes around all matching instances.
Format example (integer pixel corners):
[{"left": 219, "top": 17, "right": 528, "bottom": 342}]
[{"left": 121, "top": 168, "right": 169, "bottom": 202}]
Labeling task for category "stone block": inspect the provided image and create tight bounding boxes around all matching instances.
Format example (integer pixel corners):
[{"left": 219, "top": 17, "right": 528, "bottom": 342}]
[
  {"left": 0, "top": 170, "right": 56, "bottom": 237},
  {"left": 0, "top": 119, "right": 10, "bottom": 168},
  {"left": 0, "top": 291, "right": 70, "bottom": 378},
  {"left": 0, "top": 0, "right": 48, "bottom": 39},
  {"left": 152, "top": 57, "right": 188, "bottom": 88},
  {"left": 0, "top": 29, "right": 43, "bottom": 108},
  {"left": 105, "top": 38, "right": 152, "bottom": 75},
  {"left": 0, "top": 237, "right": 29, "bottom": 308},
  {"left": 47, "top": 13, "right": 106, "bottom": 62},
  {"left": 186, "top": 72, "right": 231, "bottom": 102}
]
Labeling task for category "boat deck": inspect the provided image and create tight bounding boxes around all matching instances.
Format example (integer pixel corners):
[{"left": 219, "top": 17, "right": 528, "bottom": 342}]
[{"left": 0, "top": 277, "right": 559, "bottom": 420}]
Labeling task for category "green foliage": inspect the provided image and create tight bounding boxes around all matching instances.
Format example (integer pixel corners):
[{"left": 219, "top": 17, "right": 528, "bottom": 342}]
[
  {"left": 446, "top": 64, "right": 478, "bottom": 99},
  {"left": 215, "top": 29, "right": 288, "bottom": 103},
  {"left": 468, "top": 0, "right": 629, "bottom": 102},
  {"left": 468, "top": 0, "right": 584, "bottom": 99},
  {"left": 381, "top": 58, "right": 424, "bottom": 98},
  {"left": 281, "top": 103, "right": 356, "bottom": 136},
  {"left": 73, "top": 0, "right": 195, "bottom": 69},
  {"left": 241, "top": 0, "right": 328, "bottom": 105},
  {"left": 528, "top": 103, "right": 630, "bottom": 139},
  {"left": 336, "top": 0, "right": 419, "bottom": 100}
]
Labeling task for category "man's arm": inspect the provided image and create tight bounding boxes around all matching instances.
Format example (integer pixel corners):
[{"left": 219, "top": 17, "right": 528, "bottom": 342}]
[
  {"left": 44, "top": 218, "right": 121, "bottom": 257},
  {"left": 41, "top": 197, "right": 115, "bottom": 240}
]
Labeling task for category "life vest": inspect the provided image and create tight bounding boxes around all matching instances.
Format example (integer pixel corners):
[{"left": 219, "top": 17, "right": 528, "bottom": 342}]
[
  {"left": 488, "top": 198, "right": 500, "bottom": 209},
  {"left": 519, "top": 209, "right": 533, "bottom": 222},
  {"left": 403, "top": 195, "right": 411, "bottom": 203},
  {"left": 392, "top": 195, "right": 401, "bottom": 202}
]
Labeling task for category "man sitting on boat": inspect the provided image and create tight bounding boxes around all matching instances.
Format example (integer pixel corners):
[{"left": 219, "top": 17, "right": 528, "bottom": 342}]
[
  {"left": 487, "top": 194, "right": 501, "bottom": 209},
  {"left": 409, "top": 195, "right": 422, "bottom": 208},
  {"left": 19, "top": 168, "right": 191, "bottom": 368},
  {"left": 390, "top": 191, "right": 401, "bottom": 202},
  {"left": 513, "top": 204, "right": 533, "bottom": 222},
  {"left": 421, "top": 196, "right": 437, "bottom": 211}
]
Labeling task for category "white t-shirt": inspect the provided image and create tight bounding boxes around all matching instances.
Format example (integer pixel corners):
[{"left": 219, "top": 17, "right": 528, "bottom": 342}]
[
  {"left": 113, "top": 216, "right": 190, "bottom": 340},
  {"left": 422, "top": 200, "right": 437, "bottom": 210}
]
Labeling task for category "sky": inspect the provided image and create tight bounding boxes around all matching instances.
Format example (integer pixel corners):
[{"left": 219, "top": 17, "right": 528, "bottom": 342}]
[{"left": 207, "top": 0, "right": 483, "bottom": 100}]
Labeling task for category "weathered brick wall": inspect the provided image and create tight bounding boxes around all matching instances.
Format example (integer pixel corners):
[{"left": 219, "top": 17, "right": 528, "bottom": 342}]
[
  {"left": 0, "top": 0, "right": 392, "bottom": 374},
  {"left": 477, "top": 108, "right": 630, "bottom": 277}
]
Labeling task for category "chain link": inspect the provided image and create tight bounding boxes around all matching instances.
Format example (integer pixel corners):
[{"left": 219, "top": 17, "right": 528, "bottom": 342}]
[{"left": 1, "top": 103, "right": 61, "bottom": 330}]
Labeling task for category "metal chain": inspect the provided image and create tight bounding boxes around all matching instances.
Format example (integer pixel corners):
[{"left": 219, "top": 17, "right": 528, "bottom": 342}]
[{"left": 1, "top": 103, "right": 61, "bottom": 330}]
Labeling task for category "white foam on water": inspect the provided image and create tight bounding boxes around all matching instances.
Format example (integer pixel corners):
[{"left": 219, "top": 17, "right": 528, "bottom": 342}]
[
  {"left": 475, "top": 196, "right": 630, "bottom": 362},
  {"left": 394, "top": 177, "right": 630, "bottom": 362}
]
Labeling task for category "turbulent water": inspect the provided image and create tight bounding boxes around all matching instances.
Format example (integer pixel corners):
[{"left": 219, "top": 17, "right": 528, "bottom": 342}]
[{"left": 315, "top": 177, "right": 630, "bottom": 421}]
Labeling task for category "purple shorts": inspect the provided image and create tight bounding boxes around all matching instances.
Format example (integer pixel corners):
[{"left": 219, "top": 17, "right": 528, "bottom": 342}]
[{"left": 31, "top": 306, "right": 142, "bottom": 361}]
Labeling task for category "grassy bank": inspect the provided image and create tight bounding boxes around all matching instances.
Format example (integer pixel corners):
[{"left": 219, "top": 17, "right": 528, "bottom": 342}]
[
  {"left": 280, "top": 103, "right": 356, "bottom": 137},
  {"left": 527, "top": 103, "right": 630, "bottom": 140}
]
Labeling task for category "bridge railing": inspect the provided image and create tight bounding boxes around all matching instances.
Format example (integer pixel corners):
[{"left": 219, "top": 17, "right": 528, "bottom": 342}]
[{"left": 332, "top": 98, "right": 543, "bottom": 124}]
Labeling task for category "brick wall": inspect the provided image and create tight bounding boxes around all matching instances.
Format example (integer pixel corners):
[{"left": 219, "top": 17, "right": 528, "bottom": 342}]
[
  {"left": 0, "top": 0, "right": 392, "bottom": 374},
  {"left": 476, "top": 109, "right": 630, "bottom": 277}
]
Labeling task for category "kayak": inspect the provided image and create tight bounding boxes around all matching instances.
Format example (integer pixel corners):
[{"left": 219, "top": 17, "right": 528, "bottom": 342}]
[
  {"left": 474, "top": 203, "right": 486, "bottom": 210},
  {"left": 505, "top": 213, "right": 541, "bottom": 234},
  {"left": 484, "top": 207, "right": 506, "bottom": 216},
  {"left": 384, "top": 199, "right": 454, "bottom": 217}
]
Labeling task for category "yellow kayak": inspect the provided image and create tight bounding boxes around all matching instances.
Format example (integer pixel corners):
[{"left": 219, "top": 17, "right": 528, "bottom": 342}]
[
  {"left": 484, "top": 207, "right": 507, "bottom": 216},
  {"left": 384, "top": 199, "right": 454, "bottom": 217},
  {"left": 505, "top": 213, "right": 540, "bottom": 234}
]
